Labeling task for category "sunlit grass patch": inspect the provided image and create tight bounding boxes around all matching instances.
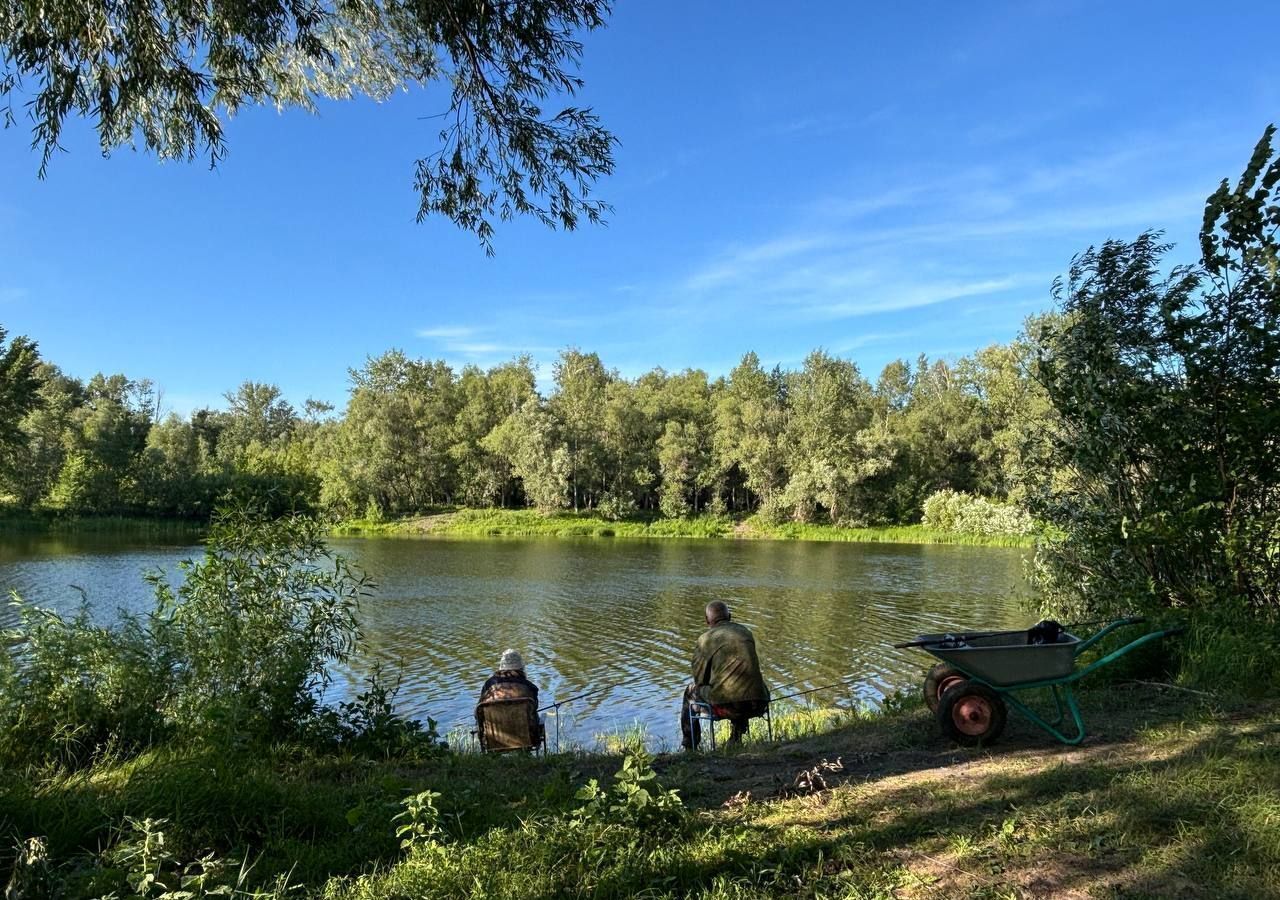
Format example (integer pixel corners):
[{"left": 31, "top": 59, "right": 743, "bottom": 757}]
[
  {"left": 331, "top": 509, "right": 1039, "bottom": 546},
  {"left": 592, "top": 720, "right": 656, "bottom": 755}
]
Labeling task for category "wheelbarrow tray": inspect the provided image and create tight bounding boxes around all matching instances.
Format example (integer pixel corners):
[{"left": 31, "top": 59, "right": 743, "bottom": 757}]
[{"left": 914, "top": 630, "right": 1081, "bottom": 686}]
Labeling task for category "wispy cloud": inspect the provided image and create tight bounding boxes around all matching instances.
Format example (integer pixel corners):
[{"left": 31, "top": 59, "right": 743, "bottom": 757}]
[
  {"left": 416, "top": 322, "right": 554, "bottom": 363},
  {"left": 416, "top": 325, "right": 476, "bottom": 339},
  {"left": 660, "top": 127, "right": 1225, "bottom": 344},
  {"left": 806, "top": 277, "right": 1026, "bottom": 320}
]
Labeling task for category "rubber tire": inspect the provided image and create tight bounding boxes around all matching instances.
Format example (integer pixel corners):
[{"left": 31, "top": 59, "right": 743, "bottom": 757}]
[
  {"left": 923, "top": 663, "right": 967, "bottom": 713},
  {"left": 937, "top": 681, "right": 1008, "bottom": 747}
]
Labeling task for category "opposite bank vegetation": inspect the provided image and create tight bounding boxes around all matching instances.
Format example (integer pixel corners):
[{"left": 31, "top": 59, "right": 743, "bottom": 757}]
[{"left": 331, "top": 490, "right": 1038, "bottom": 548}]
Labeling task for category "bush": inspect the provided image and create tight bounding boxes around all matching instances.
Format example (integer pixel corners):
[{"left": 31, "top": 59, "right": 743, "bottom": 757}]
[
  {"left": 921, "top": 489, "right": 1034, "bottom": 537},
  {"left": 0, "top": 600, "right": 172, "bottom": 766},
  {"left": 0, "top": 507, "right": 438, "bottom": 767},
  {"left": 573, "top": 751, "right": 684, "bottom": 832}
]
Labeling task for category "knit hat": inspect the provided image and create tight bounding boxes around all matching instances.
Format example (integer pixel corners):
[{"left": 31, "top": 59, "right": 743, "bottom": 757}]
[{"left": 498, "top": 649, "right": 525, "bottom": 671}]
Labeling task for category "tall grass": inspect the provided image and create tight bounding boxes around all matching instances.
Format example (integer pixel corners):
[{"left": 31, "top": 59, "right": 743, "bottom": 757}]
[{"left": 0, "top": 512, "right": 207, "bottom": 535}]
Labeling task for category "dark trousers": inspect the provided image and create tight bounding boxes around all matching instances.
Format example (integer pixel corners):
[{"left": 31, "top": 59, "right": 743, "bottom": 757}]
[{"left": 680, "top": 684, "right": 768, "bottom": 749}]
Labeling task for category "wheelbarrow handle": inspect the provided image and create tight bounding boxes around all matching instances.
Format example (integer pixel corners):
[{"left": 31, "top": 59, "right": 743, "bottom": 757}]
[{"left": 891, "top": 627, "right": 1030, "bottom": 650}]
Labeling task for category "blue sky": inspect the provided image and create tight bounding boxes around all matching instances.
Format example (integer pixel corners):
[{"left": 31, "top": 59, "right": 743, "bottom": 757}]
[{"left": 1, "top": 0, "right": 1277, "bottom": 414}]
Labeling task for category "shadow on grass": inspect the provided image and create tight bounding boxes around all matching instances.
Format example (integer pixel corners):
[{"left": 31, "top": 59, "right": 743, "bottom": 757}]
[
  {"left": 692, "top": 715, "right": 1280, "bottom": 898},
  {"left": 4, "top": 685, "right": 1274, "bottom": 898}
]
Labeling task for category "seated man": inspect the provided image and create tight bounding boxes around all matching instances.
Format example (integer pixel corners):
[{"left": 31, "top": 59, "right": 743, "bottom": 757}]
[
  {"left": 475, "top": 649, "right": 542, "bottom": 748},
  {"left": 681, "top": 601, "right": 770, "bottom": 750}
]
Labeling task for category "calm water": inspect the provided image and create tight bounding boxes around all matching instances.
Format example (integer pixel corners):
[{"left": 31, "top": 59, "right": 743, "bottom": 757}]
[{"left": 0, "top": 533, "right": 1030, "bottom": 747}]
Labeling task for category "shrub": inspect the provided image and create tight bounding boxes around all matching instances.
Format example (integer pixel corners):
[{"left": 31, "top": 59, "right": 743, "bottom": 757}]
[
  {"left": 921, "top": 489, "right": 1034, "bottom": 537},
  {"left": 573, "top": 751, "right": 684, "bottom": 832},
  {"left": 0, "top": 507, "right": 438, "bottom": 766},
  {"left": 0, "top": 599, "right": 171, "bottom": 766},
  {"left": 146, "top": 507, "right": 371, "bottom": 743}
]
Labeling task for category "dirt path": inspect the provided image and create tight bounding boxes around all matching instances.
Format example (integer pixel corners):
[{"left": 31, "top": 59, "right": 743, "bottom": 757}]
[{"left": 657, "top": 684, "right": 1224, "bottom": 808}]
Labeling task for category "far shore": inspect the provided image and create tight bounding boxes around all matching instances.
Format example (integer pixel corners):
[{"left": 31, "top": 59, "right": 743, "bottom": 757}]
[
  {"left": 0, "top": 508, "right": 1039, "bottom": 548},
  {"left": 330, "top": 508, "right": 1038, "bottom": 548}
]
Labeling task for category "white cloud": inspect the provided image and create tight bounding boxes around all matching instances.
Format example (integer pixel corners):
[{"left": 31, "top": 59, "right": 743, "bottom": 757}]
[
  {"left": 450, "top": 342, "right": 503, "bottom": 355},
  {"left": 805, "top": 278, "right": 1023, "bottom": 319},
  {"left": 416, "top": 325, "right": 476, "bottom": 339}
]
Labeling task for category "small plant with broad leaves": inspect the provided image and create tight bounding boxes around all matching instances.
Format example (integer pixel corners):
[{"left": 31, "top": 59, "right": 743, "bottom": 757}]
[
  {"left": 573, "top": 751, "right": 684, "bottom": 832},
  {"left": 393, "top": 791, "right": 445, "bottom": 850},
  {"left": 93, "top": 816, "right": 273, "bottom": 899}
]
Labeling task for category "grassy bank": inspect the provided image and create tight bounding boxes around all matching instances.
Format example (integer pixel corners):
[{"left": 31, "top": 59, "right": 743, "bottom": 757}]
[
  {"left": 333, "top": 508, "right": 1037, "bottom": 547},
  {"left": 3, "top": 685, "right": 1274, "bottom": 898},
  {"left": 0, "top": 511, "right": 207, "bottom": 536},
  {"left": 0, "top": 508, "right": 1035, "bottom": 547}
]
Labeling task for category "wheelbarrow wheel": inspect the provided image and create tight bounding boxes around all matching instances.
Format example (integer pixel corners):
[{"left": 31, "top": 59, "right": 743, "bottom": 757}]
[
  {"left": 938, "top": 682, "right": 1007, "bottom": 747},
  {"left": 924, "top": 663, "right": 967, "bottom": 713}
]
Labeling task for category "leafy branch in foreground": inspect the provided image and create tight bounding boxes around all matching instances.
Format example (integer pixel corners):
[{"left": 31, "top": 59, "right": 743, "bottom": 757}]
[{"left": 0, "top": 0, "right": 616, "bottom": 250}]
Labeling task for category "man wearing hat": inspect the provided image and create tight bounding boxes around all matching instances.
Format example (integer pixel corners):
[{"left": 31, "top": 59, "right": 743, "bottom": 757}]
[{"left": 476, "top": 649, "right": 541, "bottom": 740}]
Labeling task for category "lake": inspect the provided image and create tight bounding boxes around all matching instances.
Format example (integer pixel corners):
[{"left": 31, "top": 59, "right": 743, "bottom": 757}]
[{"left": 0, "top": 533, "right": 1031, "bottom": 748}]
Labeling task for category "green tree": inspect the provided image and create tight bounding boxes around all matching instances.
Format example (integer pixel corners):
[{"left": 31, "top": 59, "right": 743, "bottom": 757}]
[
  {"left": 137, "top": 415, "right": 205, "bottom": 516},
  {"left": 0, "top": 328, "right": 44, "bottom": 497},
  {"left": 1029, "top": 127, "right": 1280, "bottom": 626},
  {"left": 43, "top": 374, "right": 155, "bottom": 513},
  {"left": 780, "top": 350, "right": 892, "bottom": 525},
  {"left": 550, "top": 349, "right": 610, "bottom": 511},
  {"left": 657, "top": 421, "right": 706, "bottom": 518},
  {"left": 451, "top": 358, "right": 537, "bottom": 507},
  {"left": 0, "top": 0, "right": 616, "bottom": 250},
  {"left": 960, "top": 337, "right": 1052, "bottom": 504},
  {"left": 598, "top": 375, "right": 653, "bottom": 515},
  {"left": 483, "top": 399, "right": 569, "bottom": 513},
  {"left": 713, "top": 353, "right": 789, "bottom": 515},
  {"left": 217, "top": 382, "right": 298, "bottom": 465},
  {"left": 330, "top": 351, "right": 461, "bottom": 515}
]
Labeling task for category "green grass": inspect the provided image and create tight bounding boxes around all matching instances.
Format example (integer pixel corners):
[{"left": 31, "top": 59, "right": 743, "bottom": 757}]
[
  {"left": 3, "top": 507, "right": 1037, "bottom": 547},
  {"left": 332, "top": 508, "right": 1038, "bottom": 547},
  {"left": 4, "top": 686, "right": 1274, "bottom": 899},
  {"left": 0, "top": 511, "right": 208, "bottom": 536}
]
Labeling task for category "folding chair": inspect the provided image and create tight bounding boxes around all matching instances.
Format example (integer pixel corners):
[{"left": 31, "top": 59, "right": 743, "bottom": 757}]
[
  {"left": 476, "top": 697, "right": 547, "bottom": 754},
  {"left": 686, "top": 699, "right": 774, "bottom": 751}
]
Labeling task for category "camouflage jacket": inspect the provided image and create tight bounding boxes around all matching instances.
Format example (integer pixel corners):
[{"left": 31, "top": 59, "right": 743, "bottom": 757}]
[{"left": 691, "top": 622, "right": 769, "bottom": 705}]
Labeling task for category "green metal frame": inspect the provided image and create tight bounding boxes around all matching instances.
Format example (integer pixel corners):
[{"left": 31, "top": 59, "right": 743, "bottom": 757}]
[{"left": 933, "top": 617, "right": 1184, "bottom": 745}]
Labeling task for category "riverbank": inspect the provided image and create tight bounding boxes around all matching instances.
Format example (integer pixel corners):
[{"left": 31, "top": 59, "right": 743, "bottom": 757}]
[
  {"left": 0, "top": 512, "right": 207, "bottom": 536},
  {"left": 4, "top": 685, "right": 1274, "bottom": 898},
  {"left": 333, "top": 508, "right": 1038, "bottom": 547},
  {"left": 0, "top": 508, "right": 1037, "bottom": 547}
]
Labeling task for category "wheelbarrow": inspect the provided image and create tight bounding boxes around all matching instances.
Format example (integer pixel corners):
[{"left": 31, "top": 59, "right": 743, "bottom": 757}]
[{"left": 893, "top": 617, "right": 1184, "bottom": 746}]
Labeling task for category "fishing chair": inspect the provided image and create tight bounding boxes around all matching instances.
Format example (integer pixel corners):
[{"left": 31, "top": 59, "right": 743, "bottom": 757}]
[
  {"left": 476, "top": 697, "right": 547, "bottom": 754},
  {"left": 686, "top": 699, "right": 774, "bottom": 751}
]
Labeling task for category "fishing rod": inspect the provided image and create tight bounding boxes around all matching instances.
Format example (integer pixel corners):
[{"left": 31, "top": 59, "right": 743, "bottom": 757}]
[
  {"left": 538, "top": 672, "right": 653, "bottom": 752},
  {"left": 770, "top": 675, "right": 862, "bottom": 705},
  {"left": 537, "top": 672, "right": 652, "bottom": 714},
  {"left": 891, "top": 627, "right": 1028, "bottom": 650}
]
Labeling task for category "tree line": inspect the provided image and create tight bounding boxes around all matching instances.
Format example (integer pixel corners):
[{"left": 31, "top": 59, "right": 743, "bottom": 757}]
[{"left": 0, "top": 335, "right": 1047, "bottom": 526}]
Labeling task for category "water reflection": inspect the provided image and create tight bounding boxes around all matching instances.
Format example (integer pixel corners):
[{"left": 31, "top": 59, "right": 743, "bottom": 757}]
[{"left": 0, "top": 534, "right": 1030, "bottom": 746}]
